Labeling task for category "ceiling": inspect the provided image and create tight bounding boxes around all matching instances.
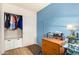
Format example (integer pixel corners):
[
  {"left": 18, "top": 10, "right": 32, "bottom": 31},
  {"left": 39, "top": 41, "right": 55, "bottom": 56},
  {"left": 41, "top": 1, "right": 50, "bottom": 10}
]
[{"left": 12, "top": 3, "right": 49, "bottom": 12}]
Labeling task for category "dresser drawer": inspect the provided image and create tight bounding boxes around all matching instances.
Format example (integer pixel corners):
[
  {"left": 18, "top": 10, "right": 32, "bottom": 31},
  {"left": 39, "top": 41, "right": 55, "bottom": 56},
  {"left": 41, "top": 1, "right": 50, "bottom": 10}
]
[
  {"left": 42, "top": 46, "right": 59, "bottom": 55},
  {"left": 42, "top": 39, "right": 59, "bottom": 49},
  {"left": 42, "top": 39, "right": 57, "bottom": 45}
]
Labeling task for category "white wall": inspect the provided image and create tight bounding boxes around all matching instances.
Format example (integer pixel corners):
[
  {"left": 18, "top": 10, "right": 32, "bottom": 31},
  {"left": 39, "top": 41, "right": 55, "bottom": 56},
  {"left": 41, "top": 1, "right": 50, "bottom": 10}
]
[
  {"left": 0, "top": 3, "right": 37, "bottom": 54},
  {"left": 0, "top": 3, "right": 2, "bottom": 54}
]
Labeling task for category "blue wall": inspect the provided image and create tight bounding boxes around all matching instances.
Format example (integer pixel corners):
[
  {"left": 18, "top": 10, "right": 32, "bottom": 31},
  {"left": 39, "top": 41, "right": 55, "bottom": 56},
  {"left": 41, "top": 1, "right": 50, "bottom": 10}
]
[{"left": 37, "top": 3, "right": 79, "bottom": 45}]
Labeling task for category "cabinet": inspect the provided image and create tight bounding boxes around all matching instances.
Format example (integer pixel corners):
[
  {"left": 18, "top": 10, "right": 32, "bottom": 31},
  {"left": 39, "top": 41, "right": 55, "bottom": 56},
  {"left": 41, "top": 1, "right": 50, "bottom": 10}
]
[
  {"left": 42, "top": 38, "right": 64, "bottom": 55},
  {"left": 5, "top": 38, "right": 22, "bottom": 50}
]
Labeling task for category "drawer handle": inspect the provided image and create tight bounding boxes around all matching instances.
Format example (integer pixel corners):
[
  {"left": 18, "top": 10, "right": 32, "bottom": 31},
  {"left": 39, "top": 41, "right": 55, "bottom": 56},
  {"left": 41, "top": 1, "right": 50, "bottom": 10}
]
[
  {"left": 53, "top": 49, "right": 56, "bottom": 50},
  {"left": 8, "top": 40, "right": 10, "bottom": 41}
]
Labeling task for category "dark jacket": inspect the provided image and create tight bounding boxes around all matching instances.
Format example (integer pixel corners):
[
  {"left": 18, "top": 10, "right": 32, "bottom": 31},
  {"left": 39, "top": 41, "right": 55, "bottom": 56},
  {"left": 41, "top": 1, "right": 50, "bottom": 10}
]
[
  {"left": 4, "top": 13, "right": 10, "bottom": 29},
  {"left": 18, "top": 16, "right": 23, "bottom": 30}
]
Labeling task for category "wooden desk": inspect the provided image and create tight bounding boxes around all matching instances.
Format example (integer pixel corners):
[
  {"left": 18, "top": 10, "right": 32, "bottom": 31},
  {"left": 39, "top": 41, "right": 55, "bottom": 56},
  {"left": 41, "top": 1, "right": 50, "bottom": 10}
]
[{"left": 42, "top": 38, "right": 64, "bottom": 55}]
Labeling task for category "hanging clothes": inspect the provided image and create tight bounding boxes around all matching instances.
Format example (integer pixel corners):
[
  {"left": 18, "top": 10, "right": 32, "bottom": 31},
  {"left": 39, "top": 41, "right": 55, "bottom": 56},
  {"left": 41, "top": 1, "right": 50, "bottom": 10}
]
[
  {"left": 4, "top": 13, "right": 22, "bottom": 30},
  {"left": 13, "top": 15, "right": 18, "bottom": 29},
  {"left": 18, "top": 16, "right": 23, "bottom": 30},
  {"left": 9, "top": 15, "right": 18, "bottom": 30},
  {"left": 5, "top": 13, "right": 10, "bottom": 29},
  {"left": 9, "top": 15, "right": 15, "bottom": 30}
]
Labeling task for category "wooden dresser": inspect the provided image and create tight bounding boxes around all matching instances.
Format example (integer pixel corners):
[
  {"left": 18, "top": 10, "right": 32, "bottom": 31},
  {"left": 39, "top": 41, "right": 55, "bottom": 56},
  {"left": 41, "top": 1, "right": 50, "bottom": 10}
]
[{"left": 42, "top": 38, "right": 65, "bottom": 55}]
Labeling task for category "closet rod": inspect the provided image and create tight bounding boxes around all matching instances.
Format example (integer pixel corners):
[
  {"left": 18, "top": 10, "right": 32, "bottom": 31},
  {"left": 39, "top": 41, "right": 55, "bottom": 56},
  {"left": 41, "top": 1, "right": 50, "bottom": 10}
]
[{"left": 4, "top": 12, "right": 22, "bottom": 16}]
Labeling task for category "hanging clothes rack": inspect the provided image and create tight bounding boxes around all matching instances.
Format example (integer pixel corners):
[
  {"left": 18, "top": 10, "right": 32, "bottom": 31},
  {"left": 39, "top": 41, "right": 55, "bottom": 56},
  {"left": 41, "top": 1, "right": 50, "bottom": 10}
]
[{"left": 4, "top": 12, "right": 22, "bottom": 17}]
